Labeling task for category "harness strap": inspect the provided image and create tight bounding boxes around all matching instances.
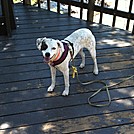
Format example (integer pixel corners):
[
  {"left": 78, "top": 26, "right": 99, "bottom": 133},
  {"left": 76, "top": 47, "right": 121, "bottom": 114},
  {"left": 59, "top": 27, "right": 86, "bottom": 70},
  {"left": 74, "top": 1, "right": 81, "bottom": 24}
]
[{"left": 64, "top": 40, "right": 74, "bottom": 59}]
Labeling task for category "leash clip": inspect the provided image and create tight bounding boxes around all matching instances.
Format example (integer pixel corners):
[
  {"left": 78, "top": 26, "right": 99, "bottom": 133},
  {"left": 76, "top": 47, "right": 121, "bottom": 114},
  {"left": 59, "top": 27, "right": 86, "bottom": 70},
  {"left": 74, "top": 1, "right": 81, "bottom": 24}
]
[{"left": 72, "top": 66, "right": 77, "bottom": 78}]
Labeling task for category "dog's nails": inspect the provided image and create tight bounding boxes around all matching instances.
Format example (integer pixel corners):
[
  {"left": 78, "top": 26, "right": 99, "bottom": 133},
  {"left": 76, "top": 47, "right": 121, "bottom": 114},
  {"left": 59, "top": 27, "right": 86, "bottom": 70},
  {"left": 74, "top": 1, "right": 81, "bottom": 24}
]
[
  {"left": 79, "top": 64, "right": 85, "bottom": 69},
  {"left": 47, "top": 90, "right": 54, "bottom": 93},
  {"left": 47, "top": 86, "right": 54, "bottom": 92},
  {"left": 62, "top": 90, "right": 69, "bottom": 96}
]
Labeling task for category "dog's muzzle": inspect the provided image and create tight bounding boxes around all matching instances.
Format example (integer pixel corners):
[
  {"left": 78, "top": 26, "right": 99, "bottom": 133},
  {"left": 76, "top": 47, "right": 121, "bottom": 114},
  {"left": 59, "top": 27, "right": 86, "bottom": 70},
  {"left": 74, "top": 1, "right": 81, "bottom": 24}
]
[
  {"left": 44, "top": 48, "right": 61, "bottom": 64},
  {"left": 44, "top": 52, "right": 51, "bottom": 63}
]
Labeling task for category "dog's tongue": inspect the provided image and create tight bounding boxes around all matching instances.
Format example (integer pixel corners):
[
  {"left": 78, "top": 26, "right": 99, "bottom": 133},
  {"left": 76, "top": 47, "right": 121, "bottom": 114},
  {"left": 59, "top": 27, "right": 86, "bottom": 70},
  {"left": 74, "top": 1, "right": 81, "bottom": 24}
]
[{"left": 44, "top": 57, "right": 50, "bottom": 63}]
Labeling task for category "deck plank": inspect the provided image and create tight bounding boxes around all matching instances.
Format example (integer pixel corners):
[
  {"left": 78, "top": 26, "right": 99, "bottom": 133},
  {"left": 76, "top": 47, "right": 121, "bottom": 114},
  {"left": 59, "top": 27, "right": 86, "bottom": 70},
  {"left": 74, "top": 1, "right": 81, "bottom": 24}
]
[
  {"left": 0, "top": 86, "right": 134, "bottom": 116},
  {"left": 0, "top": 3, "right": 134, "bottom": 133},
  {"left": 37, "top": 110, "right": 134, "bottom": 133},
  {"left": 0, "top": 100, "right": 133, "bottom": 132}
]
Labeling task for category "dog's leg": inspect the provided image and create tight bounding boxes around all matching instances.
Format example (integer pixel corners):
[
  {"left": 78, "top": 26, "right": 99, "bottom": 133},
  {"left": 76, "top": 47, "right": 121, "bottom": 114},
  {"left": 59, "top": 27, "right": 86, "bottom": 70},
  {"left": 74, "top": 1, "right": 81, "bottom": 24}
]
[
  {"left": 61, "top": 66, "right": 70, "bottom": 96},
  {"left": 79, "top": 48, "right": 85, "bottom": 68},
  {"left": 87, "top": 46, "right": 99, "bottom": 75},
  {"left": 47, "top": 66, "right": 56, "bottom": 92}
]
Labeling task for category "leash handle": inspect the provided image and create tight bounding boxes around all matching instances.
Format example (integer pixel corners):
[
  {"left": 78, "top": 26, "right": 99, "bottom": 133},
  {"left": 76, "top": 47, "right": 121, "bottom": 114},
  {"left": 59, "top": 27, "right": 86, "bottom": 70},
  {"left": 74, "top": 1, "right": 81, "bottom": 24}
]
[
  {"left": 88, "top": 75, "right": 134, "bottom": 107},
  {"left": 87, "top": 81, "right": 111, "bottom": 107},
  {"left": 74, "top": 67, "right": 111, "bottom": 107}
]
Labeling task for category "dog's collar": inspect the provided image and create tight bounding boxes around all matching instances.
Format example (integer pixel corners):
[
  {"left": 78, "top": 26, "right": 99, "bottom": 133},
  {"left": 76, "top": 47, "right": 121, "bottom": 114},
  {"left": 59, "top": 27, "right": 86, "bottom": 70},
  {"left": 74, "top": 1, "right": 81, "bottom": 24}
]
[{"left": 50, "top": 42, "right": 69, "bottom": 67}]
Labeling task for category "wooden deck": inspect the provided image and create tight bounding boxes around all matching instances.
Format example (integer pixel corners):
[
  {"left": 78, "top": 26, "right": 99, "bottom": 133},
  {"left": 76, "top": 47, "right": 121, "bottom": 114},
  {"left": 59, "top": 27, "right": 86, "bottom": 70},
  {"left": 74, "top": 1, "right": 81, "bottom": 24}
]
[{"left": 0, "top": 4, "right": 134, "bottom": 134}]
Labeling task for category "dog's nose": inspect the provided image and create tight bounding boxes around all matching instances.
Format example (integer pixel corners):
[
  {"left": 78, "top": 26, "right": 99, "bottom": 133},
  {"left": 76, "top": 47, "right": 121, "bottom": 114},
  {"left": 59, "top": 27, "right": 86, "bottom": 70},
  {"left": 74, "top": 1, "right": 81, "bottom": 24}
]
[{"left": 45, "top": 52, "right": 50, "bottom": 57}]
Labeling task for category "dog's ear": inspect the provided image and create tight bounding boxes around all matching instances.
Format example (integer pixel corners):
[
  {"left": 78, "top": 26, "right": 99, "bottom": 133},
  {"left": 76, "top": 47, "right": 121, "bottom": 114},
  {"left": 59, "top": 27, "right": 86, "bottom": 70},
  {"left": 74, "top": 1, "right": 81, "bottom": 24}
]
[
  {"left": 36, "top": 37, "right": 46, "bottom": 50},
  {"left": 36, "top": 38, "right": 42, "bottom": 50},
  {"left": 57, "top": 40, "right": 64, "bottom": 53}
]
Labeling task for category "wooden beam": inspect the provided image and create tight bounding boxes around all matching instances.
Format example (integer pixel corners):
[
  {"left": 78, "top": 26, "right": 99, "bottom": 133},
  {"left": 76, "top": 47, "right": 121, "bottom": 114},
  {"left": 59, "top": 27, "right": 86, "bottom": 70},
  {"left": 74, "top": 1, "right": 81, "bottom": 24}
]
[
  {"left": 132, "top": 24, "right": 134, "bottom": 34},
  {"left": 1, "top": 0, "right": 11, "bottom": 36},
  {"left": 57, "top": 0, "right": 60, "bottom": 13},
  {"left": 68, "top": 0, "right": 71, "bottom": 16},
  {"left": 47, "top": 0, "right": 50, "bottom": 11},
  {"left": 126, "top": 0, "right": 133, "bottom": 30},
  {"left": 112, "top": 0, "right": 119, "bottom": 27},
  {"left": 87, "top": 0, "right": 95, "bottom": 22},
  {"left": 99, "top": 0, "right": 104, "bottom": 24},
  {"left": 23, "top": 0, "right": 31, "bottom": 5},
  {"left": 8, "top": 0, "right": 16, "bottom": 30},
  {"left": 37, "top": 0, "right": 40, "bottom": 8},
  {"left": 80, "top": 0, "right": 83, "bottom": 19}
]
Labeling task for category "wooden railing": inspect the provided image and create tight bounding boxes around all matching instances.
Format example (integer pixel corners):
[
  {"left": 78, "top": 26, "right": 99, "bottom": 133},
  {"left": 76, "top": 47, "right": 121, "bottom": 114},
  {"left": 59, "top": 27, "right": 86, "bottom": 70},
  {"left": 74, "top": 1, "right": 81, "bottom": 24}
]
[
  {"left": 18, "top": 0, "right": 134, "bottom": 34},
  {"left": 0, "top": 0, "right": 16, "bottom": 36}
]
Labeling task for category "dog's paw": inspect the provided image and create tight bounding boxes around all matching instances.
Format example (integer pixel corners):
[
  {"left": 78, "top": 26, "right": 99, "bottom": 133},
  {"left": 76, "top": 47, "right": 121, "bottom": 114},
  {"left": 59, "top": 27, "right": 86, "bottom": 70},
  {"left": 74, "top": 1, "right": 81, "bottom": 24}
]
[
  {"left": 47, "top": 85, "right": 54, "bottom": 92},
  {"left": 93, "top": 68, "right": 99, "bottom": 75},
  {"left": 79, "top": 63, "right": 85, "bottom": 69},
  {"left": 62, "top": 88, "right": 69, "bottom": 96}
]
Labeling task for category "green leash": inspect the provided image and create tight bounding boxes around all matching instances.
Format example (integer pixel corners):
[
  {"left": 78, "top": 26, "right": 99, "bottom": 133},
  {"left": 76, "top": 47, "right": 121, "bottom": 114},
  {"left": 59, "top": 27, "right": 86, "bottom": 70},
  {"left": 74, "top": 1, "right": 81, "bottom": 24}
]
[{"left": 72, "top": 66, "right": 134, "bottom": 107}]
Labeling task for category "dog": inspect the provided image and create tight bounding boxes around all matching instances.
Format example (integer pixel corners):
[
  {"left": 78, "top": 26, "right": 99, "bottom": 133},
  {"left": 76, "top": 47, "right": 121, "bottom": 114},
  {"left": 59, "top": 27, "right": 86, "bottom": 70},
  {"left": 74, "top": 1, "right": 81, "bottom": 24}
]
[{"left": 36, "top": 28, "right": 98, "bottom": 96}]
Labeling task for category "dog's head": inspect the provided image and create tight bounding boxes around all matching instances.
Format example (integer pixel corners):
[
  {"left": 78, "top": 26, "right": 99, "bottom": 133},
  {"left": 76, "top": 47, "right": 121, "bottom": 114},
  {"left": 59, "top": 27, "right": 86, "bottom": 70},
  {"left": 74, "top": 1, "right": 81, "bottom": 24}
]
[{"left": 36, "top": 37, "right": 65, "bottom": 63}]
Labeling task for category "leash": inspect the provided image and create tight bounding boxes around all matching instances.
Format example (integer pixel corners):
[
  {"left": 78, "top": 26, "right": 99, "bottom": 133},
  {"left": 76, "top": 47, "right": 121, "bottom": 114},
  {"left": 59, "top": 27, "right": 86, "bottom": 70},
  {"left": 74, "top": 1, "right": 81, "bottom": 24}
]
[
  {"left": 71, "top": 65, "right": 134, "bottom": 107},
  {"left": 66, "top": 41, "right": 134, "bottom": 107}
]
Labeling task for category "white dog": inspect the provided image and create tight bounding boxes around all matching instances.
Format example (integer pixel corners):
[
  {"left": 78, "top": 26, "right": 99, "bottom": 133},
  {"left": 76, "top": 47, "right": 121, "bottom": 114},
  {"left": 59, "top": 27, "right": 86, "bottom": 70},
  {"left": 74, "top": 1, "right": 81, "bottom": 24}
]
[{"left": 36, "top": 28, "right": 98, "bottom": 96}]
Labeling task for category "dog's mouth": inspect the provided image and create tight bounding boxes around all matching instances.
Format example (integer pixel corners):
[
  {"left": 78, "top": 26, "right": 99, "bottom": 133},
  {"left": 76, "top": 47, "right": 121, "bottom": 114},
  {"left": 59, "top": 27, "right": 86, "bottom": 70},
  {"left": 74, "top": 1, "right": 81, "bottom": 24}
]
[
  {"left": 43, "top": 54, "right": 56, "bottom": 63},
  {"left": 43, "top": 57, "right": 50, "bottom": 63}
]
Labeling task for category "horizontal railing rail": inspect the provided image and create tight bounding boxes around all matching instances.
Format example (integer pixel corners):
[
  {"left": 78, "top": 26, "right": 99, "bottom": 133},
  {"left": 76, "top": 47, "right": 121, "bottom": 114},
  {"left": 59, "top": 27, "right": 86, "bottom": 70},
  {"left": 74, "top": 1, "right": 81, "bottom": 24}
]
[{"left": 16, "top": 0, "right": 134, "bottom": 34}]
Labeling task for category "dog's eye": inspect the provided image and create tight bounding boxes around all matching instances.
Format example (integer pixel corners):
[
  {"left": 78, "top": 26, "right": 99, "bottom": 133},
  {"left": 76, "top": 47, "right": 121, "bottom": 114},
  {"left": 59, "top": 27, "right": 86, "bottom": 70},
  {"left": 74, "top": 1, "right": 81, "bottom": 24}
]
[
  {"left": 52, "top": 47, "right": 56, "bottom": 50},
  {"left": 41, "top": 43, "right": 48, "bottom": 50}
]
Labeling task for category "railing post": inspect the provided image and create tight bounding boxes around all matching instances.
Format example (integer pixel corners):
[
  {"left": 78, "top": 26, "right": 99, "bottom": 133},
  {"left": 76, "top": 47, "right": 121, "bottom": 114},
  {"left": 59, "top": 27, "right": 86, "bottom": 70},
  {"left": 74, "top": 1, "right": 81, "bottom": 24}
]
[
  {"left": 68, "top": 0, "right": 71, "bottom": 16},
  {"left": 8, "top": 0, "right": 16, "bottom": 30},
  {"left": 37, "top": 0, "right": 41, "bottom": 8},
  {"left": 87, "top": 0, "right": 95, "bottom": 22},
  {"left": 80, "top": 0, "right": 83, "bottom": 19},
  {"left": 99, "top": 0, "right": 104, "bottom": 24},
  {"left": 126, "top": 0, "right": 133, "bottom": 30},
  {"left": 132, "top": 24, "right": 134, "bottom": 34},
  {"left": 11, "top": 0, "right": 13, "bottom": 4},
  {"left": 1, "top": 0, "right": 16, "bottom": 36},
  {"left": 1, "top": 0, "right": 11, "bottom": 36},
  {"left": 47, "top": 0, "right": 50, "bottom": 11},
  {"left": 112, "top": 0, "right": 119, "bottom": 27},
  {"left": 57, "top": 0, "right": 60, "bottom": 13},
  {"left": 23, "top": 0, "right": 31, "bottom": 5}
]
